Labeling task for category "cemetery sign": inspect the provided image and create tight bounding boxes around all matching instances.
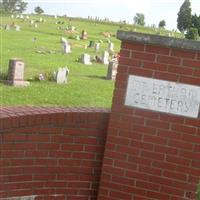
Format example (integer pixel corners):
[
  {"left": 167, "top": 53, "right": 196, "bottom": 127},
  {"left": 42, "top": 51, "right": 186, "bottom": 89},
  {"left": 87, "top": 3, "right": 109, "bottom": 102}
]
[{"left": 125, "top": 75, "right": 200, "bottom": 118}]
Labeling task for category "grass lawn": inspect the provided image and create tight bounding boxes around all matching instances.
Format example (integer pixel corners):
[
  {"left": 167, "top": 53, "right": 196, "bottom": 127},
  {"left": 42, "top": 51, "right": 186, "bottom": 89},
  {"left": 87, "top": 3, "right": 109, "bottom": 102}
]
[{"left": 0, "top": 14, "right": 183, "bottom": 107}]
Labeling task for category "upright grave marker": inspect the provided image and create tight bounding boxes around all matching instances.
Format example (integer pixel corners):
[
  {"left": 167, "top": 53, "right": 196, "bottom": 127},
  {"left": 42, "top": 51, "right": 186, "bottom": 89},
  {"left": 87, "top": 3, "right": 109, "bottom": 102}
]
[
  {"left": 6, "top": 58, "right": 30, "bottom": 87},
  {"left": 81, "top": 54, "right": 92, "bottom": 65},
  {"left": 108, "top": 42, "right": 114, "bottom": 53},
  {"left": 55, "top": 67, "right": 70, "bottom": 84},
  {"left": 106, "top": 60, "right": 118, "bottom": 80},
  {"left": 101, "top": 51, "right": 109, "bottom": 64}
]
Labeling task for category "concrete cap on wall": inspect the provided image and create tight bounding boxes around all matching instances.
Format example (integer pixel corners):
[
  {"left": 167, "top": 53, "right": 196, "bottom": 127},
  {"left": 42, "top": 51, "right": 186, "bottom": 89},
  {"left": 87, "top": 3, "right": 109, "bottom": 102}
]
[{"left": 117, "top": 30, "right": 200, "bottom": 51}]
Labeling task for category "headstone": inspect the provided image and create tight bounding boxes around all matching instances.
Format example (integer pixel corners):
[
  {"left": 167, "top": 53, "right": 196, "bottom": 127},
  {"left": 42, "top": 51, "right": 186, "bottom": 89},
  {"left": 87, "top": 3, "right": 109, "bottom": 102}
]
[
  {"left": 101, "top": 51, "right": 109, "bottom": 65},
  {"left": 61, "top": 37, "right": 71, "bottom": 54},
  {"left": 63, "top": 42, "right": 71, "bottom": 54},
  {"left": 108, "top": 42, "right": 114, "bottom": 53},
  {"left": 6, "top": 58, "right": 30, "bottom": 87},
  {"left": 81, "top": 30, "right": 88, "bottom": 39},
  {"left": 94, "top": 43, "right": 100, "bottom": 52},
  {"left": 71, "top": 26, "right": 75, "bottom": 31},
  {"left": 39, "top": 17, "right": 43, "bottom": 22},
  {"left": 81, "top": 54, "right": 92, "bottom": 65},
  {"left": 20, "top": 14, "right": 24, "bottom": 19},
  {"left": 15, "top": 25, "right": 21, "bottom": 31},
  {"left": 88, "top": 41, "right": 95, "bottom": 48},
  {"left": 54, "top": 15, "right": 57, "bottom": 19},
  {"left": 94, "top": 55, "right": 102, "bottom": 63},
  {"left": 5, "top": 24, "right": 10, "bottom": 30},
  {"left": 60, "top": 37, "right": 67, "bottom": 43},
  {"left": 34, "top": 23, "right": 38, "bottom": 28},
  {"left": 30, "top": 20, "right": 34, "bottom": 25},
  {"left": 106, "top": 60, "right": 118, "bottom": 80},
  {"left": 11, "top": 15, "right": 14, "bottom": 19},
  {"left": 55, "top": 67, "right": 69, "bottom": 84},
  {"left": 26, "top": 15, "right": 29, "bottom": 19},
  {"left": 38, "top": 73, "right": 45, "bottom": 81}
]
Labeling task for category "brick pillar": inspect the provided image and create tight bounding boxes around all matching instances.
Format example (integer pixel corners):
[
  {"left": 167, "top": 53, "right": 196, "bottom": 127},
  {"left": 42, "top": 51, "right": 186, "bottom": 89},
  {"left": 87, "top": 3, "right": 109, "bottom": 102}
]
[{"left": 98, "top": 31, "right": 200, "bottom": 200}]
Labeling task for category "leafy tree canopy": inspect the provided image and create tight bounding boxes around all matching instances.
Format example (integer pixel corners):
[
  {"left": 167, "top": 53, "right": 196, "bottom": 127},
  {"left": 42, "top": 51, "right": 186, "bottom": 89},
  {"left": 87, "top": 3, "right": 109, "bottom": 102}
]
[
  {"left": 34, "top": 6, "right": 44, "bottom": 15},
  {"left": 134, "top": 13, "right": 145, "bottom": 26},
  {"left": 0, "top": 0, "right": 28, "bottom": 13},
  {"left": 177, "top": 0, "right": 192, "bottom": 32},
  {"left": 158, "top": 20, "right": 166, "bottom": 28}
]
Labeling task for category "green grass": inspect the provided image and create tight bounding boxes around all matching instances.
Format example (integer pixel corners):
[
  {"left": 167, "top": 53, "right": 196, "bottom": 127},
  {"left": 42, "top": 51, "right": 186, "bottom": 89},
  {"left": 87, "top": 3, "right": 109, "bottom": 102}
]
[
  {"left": 197, "top": 184, "right": 200, "bottom": 200},
  {"left": 0, "top": 14, "right": 183, "bottom": 107}
]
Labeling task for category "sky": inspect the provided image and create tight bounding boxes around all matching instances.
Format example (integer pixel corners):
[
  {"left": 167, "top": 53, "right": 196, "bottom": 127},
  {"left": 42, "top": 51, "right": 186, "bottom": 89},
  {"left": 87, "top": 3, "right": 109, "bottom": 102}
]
[{"left": 25, "top": 0, "right": 200, "bottom": 30}]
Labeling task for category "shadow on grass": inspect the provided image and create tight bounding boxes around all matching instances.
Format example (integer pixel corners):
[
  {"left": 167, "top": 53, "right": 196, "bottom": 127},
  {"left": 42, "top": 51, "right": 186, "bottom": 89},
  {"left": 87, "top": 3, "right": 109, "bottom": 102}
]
[
  {"left": 86, "top": 75, "right": 107, "bottom": 80},
  {"left": 0, "top": 72, "right": 8, "bottom": 81}
]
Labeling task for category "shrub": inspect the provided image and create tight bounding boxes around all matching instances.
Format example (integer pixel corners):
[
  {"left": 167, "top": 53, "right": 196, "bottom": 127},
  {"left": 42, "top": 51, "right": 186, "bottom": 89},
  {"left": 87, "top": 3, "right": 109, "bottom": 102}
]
[{"left": 185, "top": 27, "right": 199, "bottom": 40}]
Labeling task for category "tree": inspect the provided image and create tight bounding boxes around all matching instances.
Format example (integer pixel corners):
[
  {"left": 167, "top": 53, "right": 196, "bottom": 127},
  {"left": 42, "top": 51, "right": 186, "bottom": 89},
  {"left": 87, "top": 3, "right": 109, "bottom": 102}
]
[
  {"left": 177, "top": 0, "right": 192, "bottom": 32},
  {"left": 191, "top": 14, "right": 200, "bottom": 35},
  {"left": 158, "top": 20, "right": 166, "bottom": 28},
  {"left": 34, "top": 6, "right": 44, "bottom": 15},
  {"left": 134, "top": 13, "right": 145, "bottom": 26},
  {"left": 0, "top": 0, "right": 27, "bottom": 13},
  {"left": 15, "top": 0, "right": 28, "bottom": 13}
]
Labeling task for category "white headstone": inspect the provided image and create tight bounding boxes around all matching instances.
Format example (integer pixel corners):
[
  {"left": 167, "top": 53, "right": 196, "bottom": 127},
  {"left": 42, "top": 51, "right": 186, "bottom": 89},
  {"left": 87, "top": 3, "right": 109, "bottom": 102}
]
[
  {"left": 102, "top": 51, "right": 109, "bottom": 65},
  {"left": 39, "top": 17, "right": 43, "bottom": 22},
  {"left": 54, "top": 15, "right": 57, "bottom": 19},
  {"left": 5, "top": 24, "right": 10, "bottom": 30},
  {"left": 34, "top": 23, "right": 38, "bottom": 28},
  {"left": 81, "top": 54, "right": 92, "bottom": 65},
  {"left": 56, "top": 67, "right": 69, "bottom": 84},
  {"left": 30, "top": 20, "right": 34, "bottom": 25},
  {"left": 26, "top": 16, "right": 29, "bottom": 19},
  {"left": 20, "top": 15, "right": 24, "bottom": 19},
  {"left": 61, "top": 37, "right": 67, "bottom": 43},
  {"left": 71, "top": 26, "right": 75, "bottom": 31},
  {"left": 15, "top": 25, "right": 21, "bottom": 31},
  {"left": 11, "top": 15, "right": 14, "bottom": 19},
  {"left": 63, "top": 42, "right": 71, "bottom": 54},
  {"left": 95, "top": 43, "right": 100, "bottom": 52},
  {"left": 108, "top": 42, "right": 114, "bottom": 53}
]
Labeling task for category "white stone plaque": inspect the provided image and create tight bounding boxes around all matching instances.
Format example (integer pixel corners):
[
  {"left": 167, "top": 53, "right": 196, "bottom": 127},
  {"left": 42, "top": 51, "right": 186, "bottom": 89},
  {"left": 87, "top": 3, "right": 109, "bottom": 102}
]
[{"left": 125, "top": 75, "right": 200, "bottom": 118}]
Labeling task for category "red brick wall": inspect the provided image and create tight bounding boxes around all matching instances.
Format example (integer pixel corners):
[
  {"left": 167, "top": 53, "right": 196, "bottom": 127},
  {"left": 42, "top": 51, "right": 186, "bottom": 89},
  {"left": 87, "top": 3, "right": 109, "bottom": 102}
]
[
  {"left": 98, "top": 40, "right": 200, "bottom": 200},
  {"left": 0, "top": 107, "right": 110, "bottom": 200}
]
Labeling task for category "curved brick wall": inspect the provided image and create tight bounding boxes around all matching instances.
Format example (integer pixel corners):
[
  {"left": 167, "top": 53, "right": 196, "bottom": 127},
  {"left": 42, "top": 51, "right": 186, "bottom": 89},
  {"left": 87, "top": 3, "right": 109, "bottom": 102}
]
[{"left": 0, "top": 107, "right": 110, "bottom": 200}]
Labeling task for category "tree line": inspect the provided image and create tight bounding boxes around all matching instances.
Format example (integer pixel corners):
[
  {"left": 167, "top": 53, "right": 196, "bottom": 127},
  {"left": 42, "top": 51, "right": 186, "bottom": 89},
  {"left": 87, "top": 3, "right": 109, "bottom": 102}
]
[
  {"left": 133, "top": 0, "right": 199, "bottom": 40},
  {"left": 0, "top": 0, "right": 44, "bottom": 15}
]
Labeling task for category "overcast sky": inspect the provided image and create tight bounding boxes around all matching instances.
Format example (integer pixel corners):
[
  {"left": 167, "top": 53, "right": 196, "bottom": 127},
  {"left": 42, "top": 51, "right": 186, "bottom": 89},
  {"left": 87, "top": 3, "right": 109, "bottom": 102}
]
[{"left": 26, "top": 0, "right": 200, "bottom": 30}]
